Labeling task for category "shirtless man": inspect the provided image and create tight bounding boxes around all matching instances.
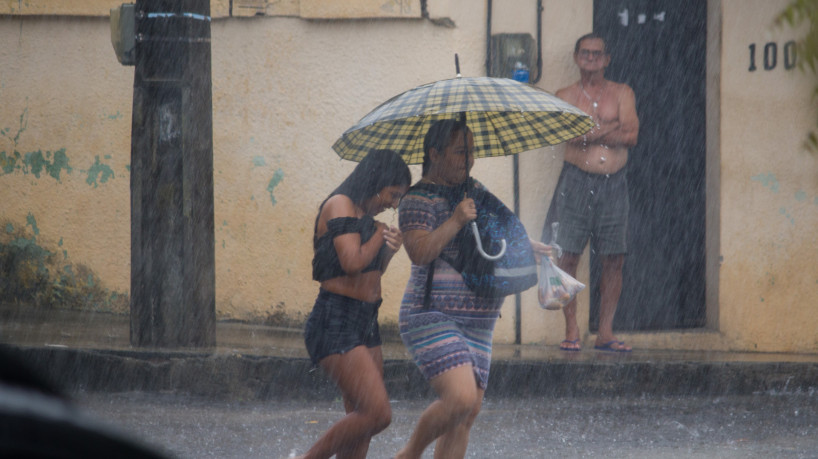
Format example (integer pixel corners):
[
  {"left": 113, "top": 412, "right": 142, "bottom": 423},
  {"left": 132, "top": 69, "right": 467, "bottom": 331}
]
[{"left": 545, "top": 33, "right": 639, "bottom": 352}]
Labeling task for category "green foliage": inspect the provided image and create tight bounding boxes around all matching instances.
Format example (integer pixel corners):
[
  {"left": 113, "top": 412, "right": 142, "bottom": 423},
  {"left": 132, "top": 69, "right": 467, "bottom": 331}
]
[
  {"left": 0, "top": 218, "right": 128, "bottom": 312},
  {"left": 778, "top": 0, "right": 818, "bottom": 152}
]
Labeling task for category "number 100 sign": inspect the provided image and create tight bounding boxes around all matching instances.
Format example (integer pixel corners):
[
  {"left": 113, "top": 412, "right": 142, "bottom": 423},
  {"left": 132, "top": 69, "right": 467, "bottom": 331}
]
[{"left": 749, "top": 41, "right": 797, "bottom": 72}]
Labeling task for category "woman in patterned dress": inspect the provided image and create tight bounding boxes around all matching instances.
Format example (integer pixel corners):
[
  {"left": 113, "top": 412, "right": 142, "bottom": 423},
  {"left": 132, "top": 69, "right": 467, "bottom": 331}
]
[{"left": 395, "top": 120, "right": 551, "bottom": 459}]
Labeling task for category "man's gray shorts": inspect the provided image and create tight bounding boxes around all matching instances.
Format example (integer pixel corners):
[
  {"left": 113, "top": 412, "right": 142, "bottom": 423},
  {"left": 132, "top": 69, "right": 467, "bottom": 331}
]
[{"left": 543, "top": 162, "right": 628, "bottom": 256}]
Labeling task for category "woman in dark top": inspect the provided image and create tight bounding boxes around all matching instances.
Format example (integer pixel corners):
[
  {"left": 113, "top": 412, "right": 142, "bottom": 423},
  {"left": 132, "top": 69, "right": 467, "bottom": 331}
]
[{"left": 299, "top": 149, "right": 411, "bottom": 459}]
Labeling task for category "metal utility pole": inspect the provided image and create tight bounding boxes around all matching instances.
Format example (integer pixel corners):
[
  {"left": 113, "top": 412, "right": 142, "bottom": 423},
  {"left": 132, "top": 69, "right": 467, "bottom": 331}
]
[{"left": 128, "top": 0, "right": 215, "bottom": 347}]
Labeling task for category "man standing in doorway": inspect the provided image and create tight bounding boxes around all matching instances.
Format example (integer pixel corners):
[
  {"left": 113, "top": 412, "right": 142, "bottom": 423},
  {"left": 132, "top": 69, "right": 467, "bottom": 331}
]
[{"left": 543, "top": 33, "right": 639, "bottom": 352}]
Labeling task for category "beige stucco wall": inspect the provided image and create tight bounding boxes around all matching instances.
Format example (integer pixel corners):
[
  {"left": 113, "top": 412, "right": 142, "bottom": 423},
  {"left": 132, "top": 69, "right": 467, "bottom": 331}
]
[
  {"left": 718, "top": 0, "right": 817, "bottom": 352},
  {"left": 0, "top": 15, "right": 134, "bottom": 299},
  {"left": 0, "top": 0, "right": 519, "bottom": 337},
  {"left": 1, "top": 0, "right": 816, "bottom": 352}
]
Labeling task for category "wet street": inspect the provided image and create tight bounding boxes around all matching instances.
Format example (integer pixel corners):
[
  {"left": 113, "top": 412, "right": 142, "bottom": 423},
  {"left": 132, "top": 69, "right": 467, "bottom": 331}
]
[{"left": 75, "top": 391, "right": 818, "bottom": 458}]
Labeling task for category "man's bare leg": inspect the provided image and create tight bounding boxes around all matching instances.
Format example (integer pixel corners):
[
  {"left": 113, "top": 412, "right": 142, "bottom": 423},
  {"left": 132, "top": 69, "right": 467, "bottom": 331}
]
[
  {"left": 558, "top": 252, "right": 582, "bottom": 349},
  {"left": 595, "top": 254, "right": 630, "bottom": 351}
]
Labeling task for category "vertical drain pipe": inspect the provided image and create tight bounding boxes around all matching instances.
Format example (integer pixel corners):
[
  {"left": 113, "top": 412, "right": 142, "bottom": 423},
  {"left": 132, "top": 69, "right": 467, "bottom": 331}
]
[
  {"left": 532, "top": 0, "right": 543, "bottom": 84},
  {"left": 486, "top": 0, "right": 544, "bottom": 345},
  {"left": 485, "top": 0, "right": 493, "bottom": 77}
]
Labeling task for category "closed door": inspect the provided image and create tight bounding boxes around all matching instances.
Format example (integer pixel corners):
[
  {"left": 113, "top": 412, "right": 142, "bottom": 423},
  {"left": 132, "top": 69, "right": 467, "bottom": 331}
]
[{"left": 590, "top": 0, "right": 707, "bottom": 331}]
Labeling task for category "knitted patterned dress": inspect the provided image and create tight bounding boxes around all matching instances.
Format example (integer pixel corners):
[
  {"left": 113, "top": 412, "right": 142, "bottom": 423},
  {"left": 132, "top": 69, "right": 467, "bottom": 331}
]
[{"left": 398, "top": 181, "right": 503, "bottom": 389}]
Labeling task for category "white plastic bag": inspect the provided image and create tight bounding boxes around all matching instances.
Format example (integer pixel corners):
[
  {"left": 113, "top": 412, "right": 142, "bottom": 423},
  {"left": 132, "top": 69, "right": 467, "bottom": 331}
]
[
  {"left": 538, "top": 256, "right": 585, "bottom": 310},
  {"left": 538, "top": 222, "right": 585, "bottom": 310}
]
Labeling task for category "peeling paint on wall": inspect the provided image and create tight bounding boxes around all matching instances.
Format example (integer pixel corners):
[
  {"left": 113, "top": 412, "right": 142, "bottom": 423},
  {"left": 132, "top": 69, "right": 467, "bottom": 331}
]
[
  {"left": 267, "top": 168, "right": 284, "bottom": 206},
  {"left": 0, "top": 151, "right": 19, "bottom": 174},
  {"left": 101, "top": 110, "right": 123, "bottom": 121},
  {"left": 84, "top": 155, "right": 115, "bottom": 187},
  {"left": 779, "top": 207, "right": 795, "bottom": 225},
  {"left": 751, "top": 172, "right": 780, "bottom": 192},
  {"left": 1, "top": 107, "right": 28, "bottom": 149},
  {"left": 1, "top": 142, "right": 121, "bottom": 188},
  {"left": 25, "top": 149, "right": 72, "bottom": 181},
  {"left": 794, "top": 190, "right": 807, "bottom": 202},
  {"left": 2, "top": 108, "right": 76, "bottom": 182},
  {"left": 220, "top": 220, "right": 228, "bottom": 249},
  {"left": 26, "top": 213, "right": 39, "bottom": 235},
  {"left": 0, "top": 148, "right": 73, "bottom": 181},
  {"left": 751, "top": 172, "right": 817, "bottom": 225}
]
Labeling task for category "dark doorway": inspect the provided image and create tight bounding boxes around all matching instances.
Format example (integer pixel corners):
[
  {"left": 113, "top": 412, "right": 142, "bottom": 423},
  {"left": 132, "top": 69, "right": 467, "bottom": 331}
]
[{"left": 589, "top": 0, "right": 707, "bottom": 331}]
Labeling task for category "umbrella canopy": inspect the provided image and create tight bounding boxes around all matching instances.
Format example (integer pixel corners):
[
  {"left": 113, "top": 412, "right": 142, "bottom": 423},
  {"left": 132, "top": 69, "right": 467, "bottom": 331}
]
[{"left": 332, "top": 76, "right": 594, "bottom": 164}]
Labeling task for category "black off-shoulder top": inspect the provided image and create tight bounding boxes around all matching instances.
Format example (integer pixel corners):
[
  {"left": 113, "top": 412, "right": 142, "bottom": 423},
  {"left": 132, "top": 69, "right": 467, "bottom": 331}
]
[{"left": 312, "top": 215, "right": 390, "bottom": 281}]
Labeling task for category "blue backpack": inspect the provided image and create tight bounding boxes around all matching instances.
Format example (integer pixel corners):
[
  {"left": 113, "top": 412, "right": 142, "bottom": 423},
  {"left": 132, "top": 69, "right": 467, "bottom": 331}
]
[{"left": 413, "top": 179, "right": 538, "bottom": 299}]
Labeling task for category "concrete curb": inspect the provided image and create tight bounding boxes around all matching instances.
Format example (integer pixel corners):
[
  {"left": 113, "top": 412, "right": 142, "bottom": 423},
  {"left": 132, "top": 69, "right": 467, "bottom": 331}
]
[{"left": 5, "top": 344, "right": 818, "bottom": 400}]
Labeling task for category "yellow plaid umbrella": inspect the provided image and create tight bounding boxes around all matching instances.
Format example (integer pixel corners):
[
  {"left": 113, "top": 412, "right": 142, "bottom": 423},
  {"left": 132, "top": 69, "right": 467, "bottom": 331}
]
[{"left": 332, "top": 76, "right": 594, "bottom": 163}]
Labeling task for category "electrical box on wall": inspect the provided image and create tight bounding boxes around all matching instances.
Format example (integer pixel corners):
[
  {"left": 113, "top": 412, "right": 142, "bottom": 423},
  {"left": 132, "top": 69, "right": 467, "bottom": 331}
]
[
  {"left": 489, "top": 33, "right": 535, "bottom": 82},
  {"left": 110, "top": 3, "right": 136, "bottom": 66}
]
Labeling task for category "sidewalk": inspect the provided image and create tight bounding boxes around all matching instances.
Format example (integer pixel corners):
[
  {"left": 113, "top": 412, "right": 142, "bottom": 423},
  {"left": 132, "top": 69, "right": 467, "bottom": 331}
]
[{"left": 2, "top": 305, "right": 818, "bottom": 400}]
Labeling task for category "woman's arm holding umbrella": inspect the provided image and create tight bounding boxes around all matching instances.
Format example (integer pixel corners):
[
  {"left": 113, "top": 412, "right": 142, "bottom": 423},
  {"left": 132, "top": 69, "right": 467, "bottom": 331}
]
[{"left": 403, "top": 198, "right": 476, "bottom": 265}]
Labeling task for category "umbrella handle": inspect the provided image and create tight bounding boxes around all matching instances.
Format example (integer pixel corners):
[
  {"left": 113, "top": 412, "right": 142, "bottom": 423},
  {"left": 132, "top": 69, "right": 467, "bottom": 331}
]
[{"left": 470, "top": 222, "right": 506, "bottom": 260}]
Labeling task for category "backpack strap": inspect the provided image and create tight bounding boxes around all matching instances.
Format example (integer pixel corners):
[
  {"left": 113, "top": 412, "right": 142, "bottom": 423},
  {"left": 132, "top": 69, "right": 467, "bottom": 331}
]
[{"left": 410, "top": 179, "right": 474, "bottom": 310}]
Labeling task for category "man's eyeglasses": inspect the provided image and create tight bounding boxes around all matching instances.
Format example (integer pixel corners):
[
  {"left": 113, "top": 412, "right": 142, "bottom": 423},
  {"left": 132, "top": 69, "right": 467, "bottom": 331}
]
[{"left": 578, "top": 49, "right": 604, "bottom": 59}]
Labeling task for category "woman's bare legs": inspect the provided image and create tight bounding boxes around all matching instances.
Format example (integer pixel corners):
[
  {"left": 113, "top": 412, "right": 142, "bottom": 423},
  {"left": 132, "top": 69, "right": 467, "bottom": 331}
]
[
  {"left": 395, "top": 365, "right": 483, "bottom": 459},
  {"left": 299, "top": 345, "right": 391, "bottom": 459},
  {"left": 432, "top": 383, "right": 483, "bottom": 459},
  {"left": 338, "top": 346, "right": 387, "bottom": 458}
]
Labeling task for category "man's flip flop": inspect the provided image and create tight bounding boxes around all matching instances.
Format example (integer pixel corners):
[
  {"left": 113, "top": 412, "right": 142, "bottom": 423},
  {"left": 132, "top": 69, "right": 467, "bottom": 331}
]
[
  {"left": 594, "top": 340, "right": 632, "bottom": 352},
  {"left": 559, "top": 339, "right": 581, "bottom": 351}
]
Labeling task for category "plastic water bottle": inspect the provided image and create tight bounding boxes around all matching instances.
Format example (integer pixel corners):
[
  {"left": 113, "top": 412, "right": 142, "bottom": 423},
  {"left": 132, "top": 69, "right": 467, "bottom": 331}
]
[{"left": 512, "top": 61, "right": 529, "bottom": 83}]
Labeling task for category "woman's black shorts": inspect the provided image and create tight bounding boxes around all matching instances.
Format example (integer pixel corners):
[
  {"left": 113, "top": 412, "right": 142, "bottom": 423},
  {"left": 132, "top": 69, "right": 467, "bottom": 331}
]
[{"left": 303, "top": 289, "right": 382, "bottom": 364}]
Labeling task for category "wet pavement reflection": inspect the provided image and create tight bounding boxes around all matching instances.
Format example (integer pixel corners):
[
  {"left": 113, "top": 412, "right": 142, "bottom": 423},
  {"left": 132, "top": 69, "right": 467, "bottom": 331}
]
[
  {"left": 77, "top": 390, "right": 818, "bottom": 458},
  {"left": 5, "top": 304, "right": 818, "bottom": 457}
]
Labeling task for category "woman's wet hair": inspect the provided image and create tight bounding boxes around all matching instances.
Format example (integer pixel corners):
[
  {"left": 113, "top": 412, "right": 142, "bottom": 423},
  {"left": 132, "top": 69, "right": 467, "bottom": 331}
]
[
  {"left": 327, "top": 148, "right": 411, "bottom": 207},
  {"left": 422, "top": 119, "right": 469, "bottom": 175},
  {"left": 314, "top": 149, "right": 410, "bottom": 240}
]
